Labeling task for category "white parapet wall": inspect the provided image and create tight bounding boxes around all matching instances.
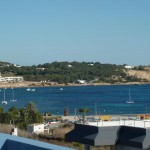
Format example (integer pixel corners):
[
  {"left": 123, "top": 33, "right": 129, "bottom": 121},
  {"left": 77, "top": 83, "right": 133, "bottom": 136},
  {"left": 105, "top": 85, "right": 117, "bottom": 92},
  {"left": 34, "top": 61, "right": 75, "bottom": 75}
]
[
  {"left": 11, "top": 128, "right": 18, "bottom": 136},
  {"left": 88, "top": 120, "right": 150, "bottom": 128}
]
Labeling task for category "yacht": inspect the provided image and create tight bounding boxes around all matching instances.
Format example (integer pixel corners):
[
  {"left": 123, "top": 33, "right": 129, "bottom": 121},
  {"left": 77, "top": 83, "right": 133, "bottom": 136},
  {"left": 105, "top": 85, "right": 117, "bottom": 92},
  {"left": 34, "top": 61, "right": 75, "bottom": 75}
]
[
  {"left": 126, "top": 88, "right": 134, "bottom": 104},
  {"left": 2, "top": 89, "right": 8, "bottom": 105},
  {"left": 2, "top": 100, "right": 7, "bottom": 105}
]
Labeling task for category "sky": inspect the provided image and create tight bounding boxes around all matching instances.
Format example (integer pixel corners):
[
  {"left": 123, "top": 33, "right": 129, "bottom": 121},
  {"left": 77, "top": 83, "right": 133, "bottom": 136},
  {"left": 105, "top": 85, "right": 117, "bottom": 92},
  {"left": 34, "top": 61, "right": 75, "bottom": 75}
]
[{"left": 0, "top": 0, "right": 150, "bottom": 66}]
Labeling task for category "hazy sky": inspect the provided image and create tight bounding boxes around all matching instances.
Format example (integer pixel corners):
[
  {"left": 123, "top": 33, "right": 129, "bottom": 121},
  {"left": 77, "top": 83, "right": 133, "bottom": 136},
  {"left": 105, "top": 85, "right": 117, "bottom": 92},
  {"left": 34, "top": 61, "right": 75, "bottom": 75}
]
[{"left": 0, "top": 0, "right": 150, "bottom": 66}]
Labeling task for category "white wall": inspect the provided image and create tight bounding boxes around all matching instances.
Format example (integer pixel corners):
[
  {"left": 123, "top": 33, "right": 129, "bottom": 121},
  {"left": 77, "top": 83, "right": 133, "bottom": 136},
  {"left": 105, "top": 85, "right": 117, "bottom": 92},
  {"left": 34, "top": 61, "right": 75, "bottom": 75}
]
[{"left": 27, "top": 124, "right": 44, "bottom": 134}]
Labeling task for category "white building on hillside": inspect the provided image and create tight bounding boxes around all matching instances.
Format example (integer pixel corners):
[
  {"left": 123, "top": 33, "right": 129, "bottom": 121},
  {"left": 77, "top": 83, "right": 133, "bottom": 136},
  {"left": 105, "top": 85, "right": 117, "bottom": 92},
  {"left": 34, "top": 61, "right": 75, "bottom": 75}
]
[
  {"left": 77, "top": 79, "right": 86, "bottom": 84},
  {"left": 124, "top": 65, "right": 134, "bottom": 69},
  {"left": 0, "top": 73, "right": 23, "bottom": 82}
]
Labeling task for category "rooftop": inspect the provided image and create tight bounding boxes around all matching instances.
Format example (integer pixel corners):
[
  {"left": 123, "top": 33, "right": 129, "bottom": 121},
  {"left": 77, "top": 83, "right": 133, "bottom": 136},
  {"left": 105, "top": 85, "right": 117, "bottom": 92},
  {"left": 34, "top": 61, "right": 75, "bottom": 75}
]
[
  {"left": 65, "top": 123, "right": 150, "bottom": 149},
  {"left": 0, "top": 133, "right": 75, "bottom": 150}
]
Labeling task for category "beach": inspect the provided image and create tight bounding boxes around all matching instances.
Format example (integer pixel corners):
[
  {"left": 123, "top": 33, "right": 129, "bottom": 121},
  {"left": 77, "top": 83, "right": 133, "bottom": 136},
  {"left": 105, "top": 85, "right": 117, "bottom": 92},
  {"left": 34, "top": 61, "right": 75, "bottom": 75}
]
[
  {"left": 0, "top": 81, "right": 40, "bottom": 88},
  {"left": 0, "top": 81, "right": 147, "bottom": 88}
]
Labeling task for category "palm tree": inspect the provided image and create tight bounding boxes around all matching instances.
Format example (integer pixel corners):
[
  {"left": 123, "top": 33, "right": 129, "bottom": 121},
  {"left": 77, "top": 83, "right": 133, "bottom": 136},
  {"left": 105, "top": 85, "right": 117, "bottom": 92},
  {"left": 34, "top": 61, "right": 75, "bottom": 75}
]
[{"left": 78, "top": 108, "right": 89, "bottom": 124}]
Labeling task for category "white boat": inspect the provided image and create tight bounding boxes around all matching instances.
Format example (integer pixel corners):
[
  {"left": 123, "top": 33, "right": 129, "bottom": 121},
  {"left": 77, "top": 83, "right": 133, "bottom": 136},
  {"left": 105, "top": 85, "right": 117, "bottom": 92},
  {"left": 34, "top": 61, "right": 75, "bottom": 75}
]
[
  {"left": 2, "top": 100, "right": 7, "bottom": 105},
  {"left": 60, "top": 88, "right": 63, "bottom": 91},
  {"left": 31, "top": 89, "right": 35, "bottom": 92},
  {"left": 26, "top": 88, "right": 31, "bottom": 91},
  {"left": 26, "top": 88, "right": 35, "bottom": 92},
  {"left": 2, "top": 89, "right": 8, "bottom": 105},
  {"left": 126, "top": 88, "right": 134, "bottom": 104}
]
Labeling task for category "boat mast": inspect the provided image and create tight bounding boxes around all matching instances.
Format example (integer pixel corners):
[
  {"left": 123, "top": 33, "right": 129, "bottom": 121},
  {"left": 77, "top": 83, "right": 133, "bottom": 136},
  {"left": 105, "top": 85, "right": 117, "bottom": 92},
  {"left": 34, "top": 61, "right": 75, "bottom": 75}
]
[
  {"left": 3, "top": 89, "right": 5, "bottom": 100},
  {"left": 12, "top": 88, "right": 14, "bottom": 100},
  {"left": 129, "top": 88, "right": 131, "bottom": 101}
]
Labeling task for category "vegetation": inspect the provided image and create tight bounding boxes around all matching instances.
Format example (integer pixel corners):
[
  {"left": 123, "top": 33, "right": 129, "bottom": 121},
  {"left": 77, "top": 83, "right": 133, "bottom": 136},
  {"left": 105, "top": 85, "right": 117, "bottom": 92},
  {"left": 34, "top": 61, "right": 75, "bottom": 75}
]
[
  {"left": 64, "top": 108, "right": 69, "bottom": 116},
  {"left": 0, "top": 61, "right": 144, "bottom": 84},
  {"left": 0, "top": 102, "right": 43, "bottom": 129},
  {"left": 78, "top": 108, "right": 89, "bottom": 124}
]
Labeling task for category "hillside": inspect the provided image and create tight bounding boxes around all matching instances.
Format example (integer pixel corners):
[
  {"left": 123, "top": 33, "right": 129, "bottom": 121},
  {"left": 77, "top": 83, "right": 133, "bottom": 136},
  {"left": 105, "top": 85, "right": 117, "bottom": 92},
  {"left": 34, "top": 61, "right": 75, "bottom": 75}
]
[
  {"left": 0, "top": 61, "right": 149, "bottom": 85},
  {"left": 127, "top": 70, "right": 150, "bottom": 82}
]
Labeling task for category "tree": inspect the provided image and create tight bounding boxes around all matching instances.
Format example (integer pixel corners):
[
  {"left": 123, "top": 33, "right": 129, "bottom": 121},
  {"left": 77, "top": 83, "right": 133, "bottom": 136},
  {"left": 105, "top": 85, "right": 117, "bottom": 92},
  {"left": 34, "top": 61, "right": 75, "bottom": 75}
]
[
  {"left": 0, "top": 107, "right": 4, "bottom": 113},
  {"left": 9, "top": 106, "right": 19, "bottom": 115},
  {"left": 24, "top": 102, "right": 36, "bottom": 123},
  {"left": 8, "top": 106, "right": 19, "bottom": 126},
  {"left": 24, "top": 102, "right": 43, "bottom": 124},
  {"left": 78, "top": 108, "right": 89, "bottom": 124}
]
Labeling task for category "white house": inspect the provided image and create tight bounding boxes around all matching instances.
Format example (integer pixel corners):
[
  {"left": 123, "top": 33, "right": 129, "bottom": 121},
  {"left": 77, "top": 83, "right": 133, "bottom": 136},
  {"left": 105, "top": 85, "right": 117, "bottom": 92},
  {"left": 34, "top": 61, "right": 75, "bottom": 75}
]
[
  {"left": 77, "top": 79, "right": 86, "bottom": 84},
  {"left": 68, "top": 65, "right": 72, "bottom": 68},
  {"left": 27, "top": 123, "right": 45, "bottom": 134},
  {"left": 124, "top": 65, "right": 134, "bottom": 69}
]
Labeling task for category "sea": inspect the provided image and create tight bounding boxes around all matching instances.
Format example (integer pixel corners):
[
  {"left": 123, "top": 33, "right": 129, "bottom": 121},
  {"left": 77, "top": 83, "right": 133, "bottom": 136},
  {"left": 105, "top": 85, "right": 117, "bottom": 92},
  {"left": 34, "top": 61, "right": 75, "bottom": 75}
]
[{"left": 0, "top": 84, "right": 150, "bottom": 116}]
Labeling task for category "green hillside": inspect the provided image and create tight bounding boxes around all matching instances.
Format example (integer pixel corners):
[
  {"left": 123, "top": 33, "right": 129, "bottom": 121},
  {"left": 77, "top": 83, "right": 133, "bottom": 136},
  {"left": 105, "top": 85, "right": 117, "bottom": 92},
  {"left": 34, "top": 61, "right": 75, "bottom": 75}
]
[{"left": 0, "top": 61, "right": 143, "bottom": 84}]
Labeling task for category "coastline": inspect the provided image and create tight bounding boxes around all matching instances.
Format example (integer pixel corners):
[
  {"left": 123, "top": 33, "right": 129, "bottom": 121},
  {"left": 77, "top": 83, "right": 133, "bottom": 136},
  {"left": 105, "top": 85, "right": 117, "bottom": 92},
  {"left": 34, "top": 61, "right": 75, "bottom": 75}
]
[{"left": 0, "top": 81, "right": 149, "bottom": 88}]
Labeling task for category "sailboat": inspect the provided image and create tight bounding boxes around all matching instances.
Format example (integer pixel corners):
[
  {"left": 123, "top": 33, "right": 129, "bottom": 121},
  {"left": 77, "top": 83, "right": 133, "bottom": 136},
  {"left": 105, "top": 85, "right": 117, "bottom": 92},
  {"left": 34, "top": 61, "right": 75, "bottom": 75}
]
[
  {"left": 2, "top": 89, "right": 8, "bottom": 105},
  {"left": 10, "top": 88, "right": 17, "bottom": 102},
  {"left": 126, "top": 88, "right": 134, "bottom": 104}
]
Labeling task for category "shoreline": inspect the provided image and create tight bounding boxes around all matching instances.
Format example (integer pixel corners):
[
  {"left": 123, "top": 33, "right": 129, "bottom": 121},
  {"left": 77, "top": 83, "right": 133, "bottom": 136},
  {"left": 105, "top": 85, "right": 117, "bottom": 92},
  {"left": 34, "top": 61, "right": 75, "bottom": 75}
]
[{"left": 0, "top": 81, "right": 149, "bottom": 88}]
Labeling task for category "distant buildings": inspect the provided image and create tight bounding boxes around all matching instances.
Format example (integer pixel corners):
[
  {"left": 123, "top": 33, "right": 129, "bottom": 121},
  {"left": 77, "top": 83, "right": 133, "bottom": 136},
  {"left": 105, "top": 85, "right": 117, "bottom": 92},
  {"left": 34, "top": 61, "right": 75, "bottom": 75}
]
[
  {"left": 0, "top": 72, "right": 23, "bottom": 82},
  {"left": 13, "top": 64, "right": 21, "bottom": 67},
  {"left": 124, "top": 65, "right": 134, "bottom": 69},
  {"left": 36, "top": 67, "right": 45, "bottom": 71},
  {"left": 68, "top": 64, "right": 72, "bottom": 68}
]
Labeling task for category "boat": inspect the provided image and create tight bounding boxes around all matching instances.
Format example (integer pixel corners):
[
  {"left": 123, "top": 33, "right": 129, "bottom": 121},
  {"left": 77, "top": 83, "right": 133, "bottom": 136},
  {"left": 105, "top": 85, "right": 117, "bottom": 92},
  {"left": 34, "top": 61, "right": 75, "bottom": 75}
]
[
  {"left": 60, "top": 88, "right": 63, "bottom": 91},
  {"left": 26, "top": 88, "right": 35, "bottom": 92},
  {"left": 126, "top": 88, "right": 134, "bottom": 104},
  {"left": 2, "top": 89, "right": 8, "bottom": 105},
  {"left": 26, "top": 88, "right": 31, "bottom": 91},
  {"left": 2, "top": 100, "right": 7, "bottom": 105},
  {"left": 31, "top": 89, "right": 35, "bottom": 92},
  {"left": 10, "top": 88, "right": 17, "bottom": 102}
]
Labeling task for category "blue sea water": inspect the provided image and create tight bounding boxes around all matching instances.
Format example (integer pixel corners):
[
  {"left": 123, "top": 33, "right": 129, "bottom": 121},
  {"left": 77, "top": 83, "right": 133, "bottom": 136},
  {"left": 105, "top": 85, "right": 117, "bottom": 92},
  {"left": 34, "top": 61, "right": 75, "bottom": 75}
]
[{"left": 1, "top": 84, "right": 150, "bottom": 116}]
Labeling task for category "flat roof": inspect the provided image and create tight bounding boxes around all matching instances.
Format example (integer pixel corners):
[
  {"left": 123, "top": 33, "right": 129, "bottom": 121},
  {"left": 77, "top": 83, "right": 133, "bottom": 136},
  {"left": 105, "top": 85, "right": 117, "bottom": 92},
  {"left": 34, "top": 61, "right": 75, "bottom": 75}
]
[{"left": 65, "top": 123, "right": 150, "bottom": 149}]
